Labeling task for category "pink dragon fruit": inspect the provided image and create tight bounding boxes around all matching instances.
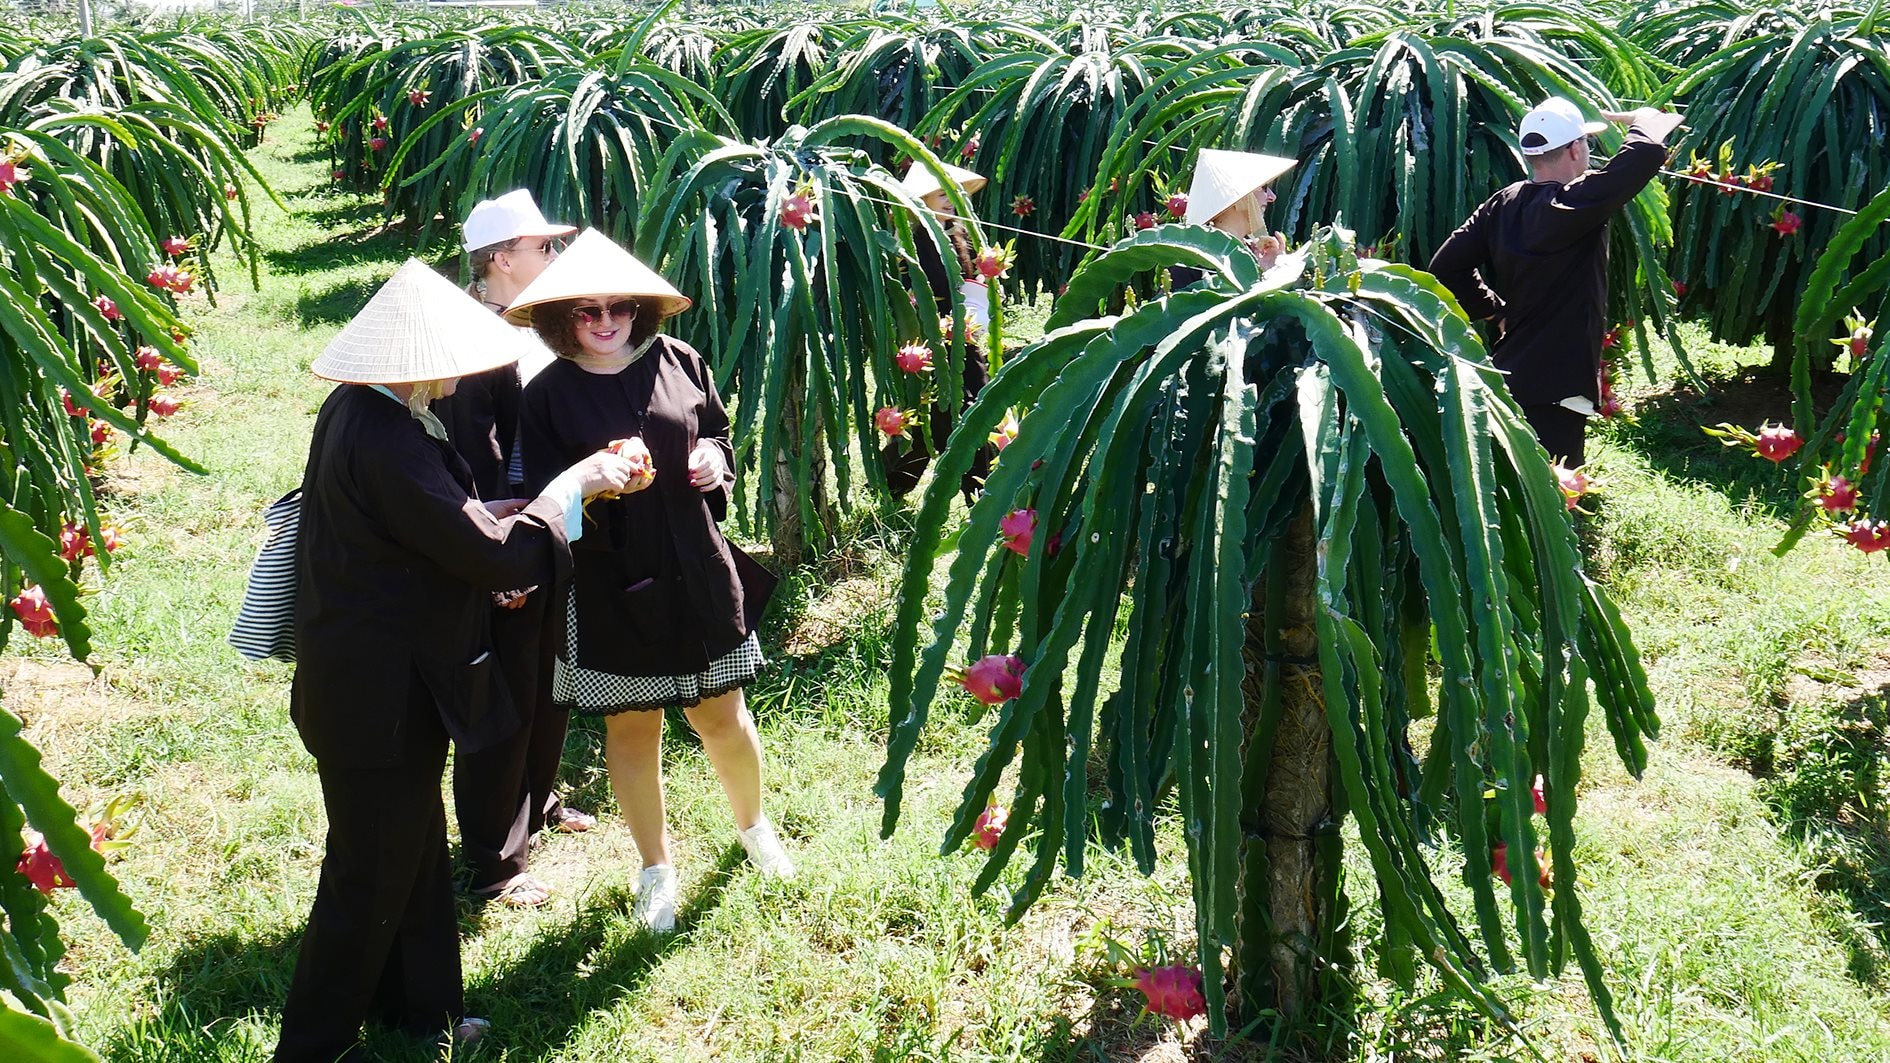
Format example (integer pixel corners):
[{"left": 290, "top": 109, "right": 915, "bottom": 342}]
[
  {"left": 999, "top": 508, "right": 1036, "bottom": 556},
  {"left": 10, "top": 585, "right": 56, "bottom": 639},
  {"left": 894, "top": 341, "right": 931, "bottom": 374},
  {"left": 1133, "top": 964, "right": 1207, "bottom": 1021},
  {"left": 952, "top": 654, "right": 1025, "bottom": 704},
  {"left": 973, "top": 804, "right": 1007, "bottom": 850}
]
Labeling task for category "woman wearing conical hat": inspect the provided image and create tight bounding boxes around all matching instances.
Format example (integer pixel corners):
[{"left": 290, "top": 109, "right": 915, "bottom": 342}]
[
  {"left": 509, "top": 229, "right": 792, "bottom": 935},
  {"left": 1170, "top": 148, "right": 1297, "bottom": 289},
  {"left": 277, "top": 262, "right": 645, "bottom": 1063},
  {"left": 889, "top": 160, "right": 993, "bottom": 500}
]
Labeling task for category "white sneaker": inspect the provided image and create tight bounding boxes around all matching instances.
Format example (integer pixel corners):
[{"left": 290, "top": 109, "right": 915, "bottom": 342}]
[
  {"left": 633, "top": 864, "right": 678, "bottom": 933},
  {"left": 737, "top": 816, "right": 796, "bottom": 879}
]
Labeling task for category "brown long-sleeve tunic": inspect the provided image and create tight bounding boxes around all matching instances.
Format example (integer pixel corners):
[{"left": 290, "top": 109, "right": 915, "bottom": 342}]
[
  {"left": 291, "top": 384, "right": 573, "bottom": 769},
  {"left": 520, "top": 336, "right": 769, "bottom": 677}
]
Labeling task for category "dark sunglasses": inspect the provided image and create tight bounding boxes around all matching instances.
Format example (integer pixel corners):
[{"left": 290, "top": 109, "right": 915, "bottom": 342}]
[
  {"left": 571, "top": 300, "right": 639, "bottom": 327},
  {"left": 513, "top": 237, "right": 565, "bottom": 256}
]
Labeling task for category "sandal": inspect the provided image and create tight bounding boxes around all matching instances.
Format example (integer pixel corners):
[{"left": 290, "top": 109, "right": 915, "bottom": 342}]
[
  {"left": 550, "top": 806, "right": 596, "bottom": 834},
  {"left": 453, "top": 1017, "right": 491, "bottom": 1045},
  {"left": 471, "top": 874, "right": 552, "bottom": 908}
]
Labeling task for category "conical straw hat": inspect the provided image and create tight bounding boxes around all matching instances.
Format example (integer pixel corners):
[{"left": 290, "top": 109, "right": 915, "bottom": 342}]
[
  {"left": 900, "top": 161, "right": 987, "bottom": 200},
  {"left": 502, "top": 228, "right": 691, "bottom": 325},
  {"left": 310, "top": 259, "right": 529, "bottom": 384},
  {"left": 1184, "top": 149, "right": 1297, "bottom": 226}
]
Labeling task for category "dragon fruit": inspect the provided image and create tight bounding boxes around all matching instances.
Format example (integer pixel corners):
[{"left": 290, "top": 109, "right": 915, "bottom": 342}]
[
  {"left": 950, "top": 654, "right": 1025, "bottom": 704},
  {"left": 1706, "top": 421, "right": 1804, "bottom": 463},
  {"left": 780, "top": 190, "right": 816, "bottom": 231},
  {"left": 1552, "top": 462, "right": 1592, "bottom": 511},
  {"left": 15, "top": 831, "right": 74, "bottom": 894},
  {"left": 10, "top": 585, "right": 56, "bottom": 639},
  {"left": 1756, "top": 424, "right": 1801, "bottom": 462},
  {"left": 59, "top": 522, "right": 91, "bottom": 562},
  {"left": 1820, "top": 475, "right": 1860, "bottom": 514},
  {"left": 987, "top": 410, "right": 1020, "bottom": 452},
  {"left": 1843, "top": 519, "right": 1890, "bottom": 554},
  {"left": 894, "top": 341, "right": 932, "bottom": 374},
  {"left": 999, "top": 508, "right": 1036, "bottom": 556},
  {"left": 0, "top": 157, "right": 30, "bottom": 194},
  {"left": 874, "top": 406, "right": 911, "bottom": 438},
  {"left": 973, "top": 805, "right": 1007, "bottom": 850},
  {"left": 1133, "top": 964, "right": 1207, "bottom": 1021},
  {"left": 973, "top": 245, "right": 1011, "bottom": 280}
]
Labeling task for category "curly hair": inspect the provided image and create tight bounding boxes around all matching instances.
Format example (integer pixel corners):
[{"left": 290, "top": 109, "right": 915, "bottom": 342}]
[{"left": 530, "top": 297, "right": 663, "bottom": 359}]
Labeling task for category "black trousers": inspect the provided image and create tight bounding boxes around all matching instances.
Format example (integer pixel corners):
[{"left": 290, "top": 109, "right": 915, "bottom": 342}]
[
  {"left": 1522, "top": 403, "right": 1588, "bottom": 469},
  {"left": 276, "top": 697, "right": 460, "bottom": 1063},
  {"left": 453, "top": 591, "right": 572, "bottom": 891}
]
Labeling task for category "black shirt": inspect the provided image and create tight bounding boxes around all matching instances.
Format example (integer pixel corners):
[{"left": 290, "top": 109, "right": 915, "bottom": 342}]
[
  {"left": 1428, "top": 128, "right": 1666, "bottom": 405},
  {"left": 431, "top": 363, "right": 521, "bottom": 500}
]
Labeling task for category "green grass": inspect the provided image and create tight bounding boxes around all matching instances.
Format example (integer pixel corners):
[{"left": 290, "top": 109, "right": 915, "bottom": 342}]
[{"left": 11, "top": 108, "right": 1890, "bottom": 1061}]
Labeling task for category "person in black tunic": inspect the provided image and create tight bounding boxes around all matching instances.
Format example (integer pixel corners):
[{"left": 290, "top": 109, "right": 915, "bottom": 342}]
[
  {"left": 276, "top": 260, "right": 643, "bottom": 1063},
  {"left": 507, "top": 229, "right": 793, "bottom": 934},
  {"left": 1429, "top": 100, "right": 1680, "bottom": 468},
  {"left": 890, "top": 162, "right": 993, "bottom": 499},
  {"left": 1169, "top": 149, "right": 1296, "bottom": 290},
  {"left": 433, "top": 190, "right": 590, "bottom": 911}
]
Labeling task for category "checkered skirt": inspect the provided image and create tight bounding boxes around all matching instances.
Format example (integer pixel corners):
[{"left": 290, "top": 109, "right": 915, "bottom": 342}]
[{"left": 552, "top": 588, "right": 763, "bottom": 714}]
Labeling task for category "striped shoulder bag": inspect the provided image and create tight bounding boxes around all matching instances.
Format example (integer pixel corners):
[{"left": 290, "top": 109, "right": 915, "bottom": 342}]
[{"left": 228, "top": 488, "right": 300, "bottom": 662}]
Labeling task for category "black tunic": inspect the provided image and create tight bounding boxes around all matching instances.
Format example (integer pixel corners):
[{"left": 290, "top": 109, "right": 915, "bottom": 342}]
[
  {"left": 1427, "top": 128, "right": 1666, "bottom": 405},
  {"left": 519, "top": 337, "right": 770, "bottom": 676},
  {"left": 292, "top": 383, "right": 573, "bottom": 768},
  {"left": 430, "top": 363, "right": 521, "bottom": 500}
]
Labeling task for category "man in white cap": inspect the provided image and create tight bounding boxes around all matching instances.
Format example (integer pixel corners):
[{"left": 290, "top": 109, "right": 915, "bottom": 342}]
[
  {"left": 1429, "top": 100, "right": 1683, "bottom": 467},
  {"left": 277, "top": 260, "right": 644, "bottom": 1062},
  {"left": 440, "top": 188, "right": 576, "bottom": 499},
  {"left": 435, "top": 189, "right": 591, "bottom": 913}
]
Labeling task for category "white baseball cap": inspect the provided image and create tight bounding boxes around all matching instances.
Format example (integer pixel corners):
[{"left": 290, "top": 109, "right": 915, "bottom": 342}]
[
  {"left": 462, "top": 189, "right": 578, "bottom": 252},
  {"left": 1517, "top": 97, "right": 1607, "bottom": 156}
]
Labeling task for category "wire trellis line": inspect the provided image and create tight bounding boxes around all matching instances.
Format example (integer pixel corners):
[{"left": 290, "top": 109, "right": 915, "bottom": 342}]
[{"left": 1660, "top": 169, "right": 1859, "bottom": 216}]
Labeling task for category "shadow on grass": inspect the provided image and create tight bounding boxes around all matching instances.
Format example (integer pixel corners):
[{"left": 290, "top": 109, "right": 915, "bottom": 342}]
[
  {"left": 462, "top": 845, "right": 745, "bottom": 1059},
  {"left": 98, "top": 926, "right": 300, "bottom": 1062},
  {"left": 1019, "top": 965, "right": 1516, "bottom": 1062},
  {"left": 1750, "top": 675, "right": 1890, "bottom": 991},
  {"left": 1600, "top": 362, "right": 1851, "bottom": 519}
]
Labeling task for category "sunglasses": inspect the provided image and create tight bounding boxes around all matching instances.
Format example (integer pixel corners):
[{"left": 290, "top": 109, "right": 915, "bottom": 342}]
[
  {"left": 512, "top": 237, "right": 565, "bottom": 256},
  {"left": 571, "top": 300, "right": 639, "bottom": 327}
]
